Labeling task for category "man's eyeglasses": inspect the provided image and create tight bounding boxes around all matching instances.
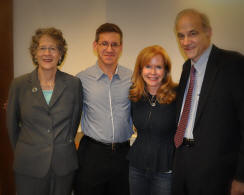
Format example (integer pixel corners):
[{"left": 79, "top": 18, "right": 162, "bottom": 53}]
[
  {"left": 98, "top": 41, "right": 121, "bottom": 49},
  {"left": 38, "top": 47, "right": 58, "bottom": 53}
]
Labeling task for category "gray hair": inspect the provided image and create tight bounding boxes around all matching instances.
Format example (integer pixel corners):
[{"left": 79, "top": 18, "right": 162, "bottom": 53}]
[{"left": 175, "top": 8, "right": 211, "bottom": 32}]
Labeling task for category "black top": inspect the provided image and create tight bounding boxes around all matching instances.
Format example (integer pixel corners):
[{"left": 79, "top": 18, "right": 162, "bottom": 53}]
[{"left": 127, "top": 95, "right": 177, "bottom": 172}]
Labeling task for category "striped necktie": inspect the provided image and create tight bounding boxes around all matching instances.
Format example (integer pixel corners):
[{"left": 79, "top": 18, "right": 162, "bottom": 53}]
[{"left": 174, "top": 65, "right": 196, "bottom": 148}]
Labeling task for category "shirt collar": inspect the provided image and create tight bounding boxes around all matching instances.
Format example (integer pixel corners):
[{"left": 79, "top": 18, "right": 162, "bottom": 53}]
[
  {"left": 94, "top": 61, "right": 120, "bottom": 80},
  {"left": 191, "top": 44, "right": 212, "bottom": 74}
]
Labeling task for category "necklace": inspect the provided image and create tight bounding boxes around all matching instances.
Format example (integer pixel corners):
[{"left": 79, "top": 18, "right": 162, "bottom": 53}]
[{"left": 148, "top": 95, "right": 157, "bottom": 107}]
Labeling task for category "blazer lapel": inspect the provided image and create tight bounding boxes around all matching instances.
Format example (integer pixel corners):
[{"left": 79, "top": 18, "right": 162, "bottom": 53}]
[
  {"left": 194, "top": 45, "right": 220, "bottom": 128},
  {"left": 49, "top": 70, "right": 66, "bottom": 108},
  {"left": 28, "top": 69, "right": 49, "bottom": 111}
]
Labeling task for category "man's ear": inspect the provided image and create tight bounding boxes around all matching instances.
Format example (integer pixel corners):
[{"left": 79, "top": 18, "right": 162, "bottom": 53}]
[
  {"left": 206, "top": 27, "right": 212, "bottom": 38},
  {"left": 93, "top": 41, "right": 98, "bottom": 55},
  {"left": 93, "top": 41, "right": 97, "bottom": 50}
]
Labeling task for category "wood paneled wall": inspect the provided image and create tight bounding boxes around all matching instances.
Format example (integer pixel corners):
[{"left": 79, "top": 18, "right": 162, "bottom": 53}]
[{"left": 0, "top": 0, "right": 15, "bottom": 195}]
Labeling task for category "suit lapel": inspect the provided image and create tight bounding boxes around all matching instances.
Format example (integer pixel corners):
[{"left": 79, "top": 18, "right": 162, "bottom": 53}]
[
  {"left": 49, "top": 70, "right": 66, "bottom": 108},
  {"left": 28, "top": 69, "right": 49, "bottom": 111},
  {"left": 194, "top": 45, "right": 220, "bottom": 128}
]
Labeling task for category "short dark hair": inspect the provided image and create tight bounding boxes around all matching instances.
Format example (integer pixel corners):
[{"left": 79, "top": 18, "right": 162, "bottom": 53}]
[
  {"left": 30, "top": 27, "right": 67, "bottom": 66},
  {"left": 95, "top": 23, "right": 123, "bottom": 44}
]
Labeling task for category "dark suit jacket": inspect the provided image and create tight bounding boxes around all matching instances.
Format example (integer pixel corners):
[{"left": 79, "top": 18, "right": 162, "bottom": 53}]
[
  {"left": 175, "top": 45, "right": 244, "bottom": 187},
  {"left": 7, "top": 69, "right": 82, "bottom": 178}
]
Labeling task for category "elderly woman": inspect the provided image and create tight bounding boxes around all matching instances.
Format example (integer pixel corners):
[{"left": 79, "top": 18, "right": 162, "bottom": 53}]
[
  {"left": 127, "top": 45, "right": 177, "bottom": 195},
  {"left": 7, "top": 27, "right": 82, "bottom": 195}
]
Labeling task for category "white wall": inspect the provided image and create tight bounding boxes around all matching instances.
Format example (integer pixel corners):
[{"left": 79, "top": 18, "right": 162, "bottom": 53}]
[{"left": 14, "top": 0, "right": 244, "bottom": 82}]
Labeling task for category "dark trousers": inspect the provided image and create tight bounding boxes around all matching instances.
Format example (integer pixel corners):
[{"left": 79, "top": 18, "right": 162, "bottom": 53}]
[
  {"left": 129, "top": 166, "right": 172, "bottom": 195},
  {"left": 172, "top": 145, "right": 232, "bottom": 195},
  {"left": 15, "top": 169, "right": 74, "bottom": 195},
  {"left": 74, "top": 135, "right": 130, "bottom": 195}
]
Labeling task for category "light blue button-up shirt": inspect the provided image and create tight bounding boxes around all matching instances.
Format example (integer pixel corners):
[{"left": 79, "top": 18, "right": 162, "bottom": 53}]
[
  {"left": 180, "top": 45, "right": 213, "bottom": 139},
  {"left": 76, "top": 63, "right": 133, "bottom": 143}
]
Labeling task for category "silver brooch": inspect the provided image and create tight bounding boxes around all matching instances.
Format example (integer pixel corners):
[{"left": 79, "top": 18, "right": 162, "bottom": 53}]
[{"left": 32, "top": 87, "right": 38, "bottom": 93}]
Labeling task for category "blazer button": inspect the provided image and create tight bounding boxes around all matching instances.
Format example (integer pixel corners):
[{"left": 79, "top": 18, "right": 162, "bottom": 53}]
[{"left": 47, "top": 129, "right": 51, "bottom": 133}]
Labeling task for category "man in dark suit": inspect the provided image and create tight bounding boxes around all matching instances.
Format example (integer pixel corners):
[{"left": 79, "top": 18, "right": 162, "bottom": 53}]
[{"left": 172, "top": 9, "right": 244, "bottom": 195}]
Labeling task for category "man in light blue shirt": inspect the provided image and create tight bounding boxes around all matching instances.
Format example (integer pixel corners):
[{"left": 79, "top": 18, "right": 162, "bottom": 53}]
[
  {"left": 179, "top": 45, "right": 211, "bottom": 139},
  {"left": 75, "top": 23, "right": 133, "bottom": 195}
]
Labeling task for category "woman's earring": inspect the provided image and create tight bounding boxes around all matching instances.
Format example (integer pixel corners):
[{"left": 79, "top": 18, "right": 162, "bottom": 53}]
[{"left": 34, "top": 58, "right": 38, "bottom": 65}]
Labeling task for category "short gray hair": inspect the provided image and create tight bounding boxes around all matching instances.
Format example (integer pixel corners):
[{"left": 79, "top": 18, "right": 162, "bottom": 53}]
[{"left": 175, "top": 8, "right": 211, "bottom": 32}]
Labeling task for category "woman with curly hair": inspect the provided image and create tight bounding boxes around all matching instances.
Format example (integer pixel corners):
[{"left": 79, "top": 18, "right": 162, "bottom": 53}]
[{"left": 7, "top": 27, "right": 82, "bottom": 195}]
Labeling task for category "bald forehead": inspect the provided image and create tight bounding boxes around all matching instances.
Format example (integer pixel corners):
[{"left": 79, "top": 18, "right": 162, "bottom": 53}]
[
  {"left": 175, "top": 9, "right": 211, "bottom": 32},
  {"left": 176, "top": 12, "right": 201, "bottom": 29}
]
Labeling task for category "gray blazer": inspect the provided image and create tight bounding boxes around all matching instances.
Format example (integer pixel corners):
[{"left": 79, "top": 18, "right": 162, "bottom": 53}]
[{"left": 7, "top": 69, "right": 82, "bottom": 178}]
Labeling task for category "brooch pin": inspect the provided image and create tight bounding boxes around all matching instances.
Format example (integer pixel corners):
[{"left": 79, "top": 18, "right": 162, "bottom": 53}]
[{"left": 32, "top": 87, "right": 38, "bottom": 93}]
